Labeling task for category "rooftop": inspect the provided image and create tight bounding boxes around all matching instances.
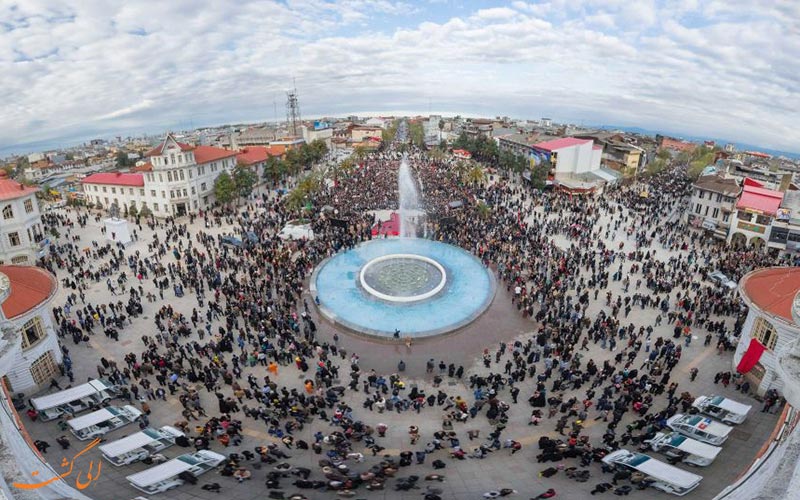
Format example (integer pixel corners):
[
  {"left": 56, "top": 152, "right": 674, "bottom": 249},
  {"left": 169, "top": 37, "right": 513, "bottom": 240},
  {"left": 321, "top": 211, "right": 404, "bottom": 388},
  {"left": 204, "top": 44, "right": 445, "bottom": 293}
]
[
  {"left": 80, "top": 172, "right": 145, "bottom": 187},
  {"left": 192, "top": 145, "right": 238, "bottom": 164},
  {"left": 736, "top": 184, "right": 784, "bottom": 215},
  {"left": 236, "top": 147, "right": 274, "bottom": 165},
  {"left": 694, "top": 174, "right": 741, "bottom": 197},
  {"left": 533, "top": 137, "right": 592, "bottom": 151},
  {"left": 0, "top": 266, "right": 57, "bottom": 319},
  {"left": 740, "top": 267, "right": 800, "bottom": 324},
  {"left": 0, "top": 171, "right": 39, "bottom": 201}
]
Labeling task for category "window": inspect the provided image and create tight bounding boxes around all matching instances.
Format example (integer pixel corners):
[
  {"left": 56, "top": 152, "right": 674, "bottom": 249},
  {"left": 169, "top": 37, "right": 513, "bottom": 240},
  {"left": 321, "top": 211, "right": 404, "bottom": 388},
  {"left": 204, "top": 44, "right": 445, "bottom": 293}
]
[
  {"left": 11, "top": 255, "right": 28, "bottom": 264},
  {"left": 179, "top": 170, "right": 185, "bottom": 180},
  {"left": 738, "top": 211, "right": 753, "bottom": 222},
  {"left": 752, "top": 317, "right": 778, "bottom": 350},
  {"left": 756, "top": 214, "right": 772, "bottom": 225},
  {"left": 695, "top": 203, "right": 701, "bottom": 214},
  {"left": 129, "top": 188, "right": 134, "bottom": 195},
  {"left": 30, "top": 351, "right": 58, "bottom": 386},
  {"left": 21, "top": 317, "right": 46, "bottom": 349},
  {"left": 154, "top": 203, "right": 159, "bottom": 211},
  {"left": 140, "top": 189, "right": 145, "bottom": 196},
  {"left": 201, "top": 182, "right": 207, "bottom": 191},
  {"left": 704, "top": 205, "right": 709, "bottom": 216},
  {"left": 716, "top": 193, "right": 722, "bottom": 203},
  {"left": 698, "top": 191, "right": 705, "bottom": 199},
  {"left": 712, "top": 208, "right": 719, "bottom": 219},
  {"left": 8, "top": 232, "right": 20, "bottom": 246},
  {"left": 150, "top": 190, "right": 156, "bottom": 197},
  {"left": 158, "top": 174, "right": 163, "bottom": 182},
  {"left": 170, "top": 191, "right": 174, "bottom": 198},
  {"left": 111, "top": 187, "right": 116, "bottom": 194},
  {"left": 167, "top": 171, "right": 173, "bottom": 182},
  {"left": 24, "top": 199, "right": 33, "bottom": 213},
  {"left": 94, "top": 186, "right": 98, "bottom": 192},
  {"left": 182, "top": 189, "right": 187, "bottom": 197},
  {"left": 102, "top": 186, "right": 107, "bottom": 193},
  {"left": 161, "top": 191, "right": 166, "bottom": 199},
  {"left": 191, "top": 186, "right": 196, "bottom": 194},
  {"left": 2, "top": 205, "right": 12, "bottom": 219},
  {"left": 189, "top": 169, "right": 193, "bottom": 179}
]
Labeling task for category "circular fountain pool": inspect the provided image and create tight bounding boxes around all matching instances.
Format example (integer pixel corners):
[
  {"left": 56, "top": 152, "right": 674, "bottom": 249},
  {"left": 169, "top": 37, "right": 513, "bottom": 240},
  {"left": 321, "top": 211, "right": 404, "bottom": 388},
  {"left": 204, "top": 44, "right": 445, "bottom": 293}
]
[{"left": 311, "top": 238, "right": 496, "bottom": 338}]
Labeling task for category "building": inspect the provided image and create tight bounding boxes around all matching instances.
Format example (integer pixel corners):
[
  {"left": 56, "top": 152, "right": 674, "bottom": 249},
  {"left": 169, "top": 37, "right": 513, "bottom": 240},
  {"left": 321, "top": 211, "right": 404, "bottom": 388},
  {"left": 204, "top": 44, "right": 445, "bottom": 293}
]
[
  {"left": 350, "top": 126, "right": 382, "bottom": 143},
  {"left": 453, "top": 149, "right": 472, "bottom": 160},
  {"left": 236, "top": 147, "right": 274, "bottom": 179},
  {"left": 26, "top": 152, "right": 45, "bottom": 164},
  {"left": 531, "top": 137, "right": 618, "bottom": 193},
  {"left": 657, "top": 135, "right": 696, "bottom": 152},
  {"left": 0, "top": 266, "right": 61, "bottom": 393},
  {"left": 686, "top": 174, "right": 741, "bottom": 239},
  {"left": 728, "top": 182, "right": 784, "bottom": 249},
  {"left": 81, "top": 134, "right": 238, "bottom": 217},
  {"left": 0, "top": 172, "right": 45, "bottom": 265},
  {"left": 235, "top": 127, "right": 275, "bottom": 147},
  {"left": 301, "top": 125, "right": 333, "bottom": 150}
]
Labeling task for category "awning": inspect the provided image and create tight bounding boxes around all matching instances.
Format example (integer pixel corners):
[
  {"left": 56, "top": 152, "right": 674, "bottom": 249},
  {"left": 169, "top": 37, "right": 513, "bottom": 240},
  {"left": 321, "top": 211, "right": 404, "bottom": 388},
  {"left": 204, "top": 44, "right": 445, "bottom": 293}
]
[{"left": 736, "top": 338, "right": 766, "bottom": 374}]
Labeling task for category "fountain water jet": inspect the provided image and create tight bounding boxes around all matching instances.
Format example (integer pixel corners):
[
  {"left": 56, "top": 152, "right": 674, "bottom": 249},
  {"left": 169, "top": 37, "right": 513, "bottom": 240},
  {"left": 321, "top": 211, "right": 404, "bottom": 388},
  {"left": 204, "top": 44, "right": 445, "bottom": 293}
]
[{"left": 398, "top": 153, "right": 421, "bottom": 238}]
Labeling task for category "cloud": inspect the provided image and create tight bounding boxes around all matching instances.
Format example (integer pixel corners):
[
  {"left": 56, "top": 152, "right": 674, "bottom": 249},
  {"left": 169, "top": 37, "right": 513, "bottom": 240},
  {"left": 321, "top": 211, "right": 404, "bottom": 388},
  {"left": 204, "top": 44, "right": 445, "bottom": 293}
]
[{"left": 0, "top": 0, "right": 798, "bottom": 155}]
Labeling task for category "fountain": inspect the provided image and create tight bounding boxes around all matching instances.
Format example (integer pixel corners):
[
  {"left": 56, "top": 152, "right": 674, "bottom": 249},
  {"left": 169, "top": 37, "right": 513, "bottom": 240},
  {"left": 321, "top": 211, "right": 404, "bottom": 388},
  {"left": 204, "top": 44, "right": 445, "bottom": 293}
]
[
  {"left": 398, "top": 153, "right": 420, "bottom": 238},
  {"left": 312, "top": 141, "right": 496, "bottom": 339}
]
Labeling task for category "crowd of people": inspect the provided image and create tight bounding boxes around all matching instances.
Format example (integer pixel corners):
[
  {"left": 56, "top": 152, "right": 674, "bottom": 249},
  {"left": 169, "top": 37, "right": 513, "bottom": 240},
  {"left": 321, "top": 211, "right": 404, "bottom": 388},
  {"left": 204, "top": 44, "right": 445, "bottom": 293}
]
[{"left": 26, "top": 134, "right": 793, "bottom": 499}]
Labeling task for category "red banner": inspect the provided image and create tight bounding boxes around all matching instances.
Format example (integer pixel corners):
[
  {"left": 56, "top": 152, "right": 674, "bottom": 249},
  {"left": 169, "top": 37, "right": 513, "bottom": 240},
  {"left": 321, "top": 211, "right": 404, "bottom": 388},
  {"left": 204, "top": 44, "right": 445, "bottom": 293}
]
[{"left": 736, "top": 338, "right": 766, "bottom": 374}]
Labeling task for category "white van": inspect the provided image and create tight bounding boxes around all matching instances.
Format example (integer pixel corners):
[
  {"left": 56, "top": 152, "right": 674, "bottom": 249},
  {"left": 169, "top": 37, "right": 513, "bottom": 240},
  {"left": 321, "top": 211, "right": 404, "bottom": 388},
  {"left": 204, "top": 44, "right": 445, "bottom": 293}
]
[
  {"left": 100, "top": 426, "right": 185, "bottom": 466},
  {"left": 31, "top": 379, "right": 118, "bottom": 421},
  {"left": 646, "top": 431, "right": 722, "bottom": 466},
  {"left": 67, "top": 405, "right": 142, "bottom": 441},
  {"left": 693, "top": 395, "right": 752, "bottom": 425},
  {"left": 126, "top": 450, "right": 225, "bottom": 495},
  {"left": 602, "top": 449, "right": 702, "bottom": 496},
  {"left": 667, "top": 414, "right": 733, "bottom": 446}
]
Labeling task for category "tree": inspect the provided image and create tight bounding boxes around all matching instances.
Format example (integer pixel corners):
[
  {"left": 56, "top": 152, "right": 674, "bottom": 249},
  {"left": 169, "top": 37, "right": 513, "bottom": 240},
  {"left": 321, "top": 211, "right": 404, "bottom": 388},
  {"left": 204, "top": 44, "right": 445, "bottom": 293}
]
[
  {"left": 139, "top": 205, "right": 153, "bottom": 218},
  {"left": 475, "top": 200, "right": 492, "bottom": 219},
  {"left": 214, "top": 171, "right": 236, "bottom": 205},
  {"left": 128, "top": 204, "right": 138, "bottom": 218},
  {"left": 263, "top": 156, "right": 284, "bottom": 183},
  {"left": 116, "top": 151, "right": 133, "bottom": 168},
  {"left": 233, "top": 166, "right": 257, "bottom": 201},
  {"left": 465, "top": 164, "right": 486, "bottom": 185}
]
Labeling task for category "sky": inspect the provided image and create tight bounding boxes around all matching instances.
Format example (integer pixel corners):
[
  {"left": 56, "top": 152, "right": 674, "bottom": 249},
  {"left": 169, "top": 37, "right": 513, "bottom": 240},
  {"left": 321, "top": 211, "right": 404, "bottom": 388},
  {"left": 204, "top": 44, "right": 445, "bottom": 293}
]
[{"left": 1, "top": 0, "right": 799, "bottom": 156}]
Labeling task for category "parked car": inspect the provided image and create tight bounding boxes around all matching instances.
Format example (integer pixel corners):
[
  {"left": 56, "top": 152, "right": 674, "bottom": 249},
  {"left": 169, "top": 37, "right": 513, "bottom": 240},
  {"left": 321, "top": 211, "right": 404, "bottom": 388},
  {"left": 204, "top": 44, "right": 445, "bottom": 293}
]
[{"left": 708, "top": 271, "right": 737, "bottom": 289}]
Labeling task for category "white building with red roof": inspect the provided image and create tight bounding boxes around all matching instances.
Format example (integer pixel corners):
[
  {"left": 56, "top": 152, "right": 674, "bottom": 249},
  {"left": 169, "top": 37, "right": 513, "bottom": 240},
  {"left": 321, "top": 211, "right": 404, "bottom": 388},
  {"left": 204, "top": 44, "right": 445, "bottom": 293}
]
[
  {"left": 728, "top": 182, "right": 784, "bottom": 249},
  {"left": 81, "top": 133, "right": 238, "bottom": 217},
  {"left": 0, "top": 265, "right": 61, "bottom": 393},
  {"left": 0, "top": 172, "right": 46, "bottom": 265},
  {"left": 531, "top": 137, "right": 611, "bottom": 192}
]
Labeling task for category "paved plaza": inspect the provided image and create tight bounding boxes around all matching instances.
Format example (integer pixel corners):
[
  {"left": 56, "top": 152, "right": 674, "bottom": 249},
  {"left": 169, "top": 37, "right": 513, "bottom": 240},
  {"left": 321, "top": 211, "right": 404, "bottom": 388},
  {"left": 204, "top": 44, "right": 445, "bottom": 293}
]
[{"left": 21, "top": 170, "right": 780, "bottom": 500}]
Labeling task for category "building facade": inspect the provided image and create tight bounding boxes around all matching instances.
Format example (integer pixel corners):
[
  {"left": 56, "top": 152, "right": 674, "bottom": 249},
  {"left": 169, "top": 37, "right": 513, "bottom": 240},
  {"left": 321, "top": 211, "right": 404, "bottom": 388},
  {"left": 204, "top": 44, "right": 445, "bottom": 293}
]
[
  {"left": 81, "top": 134, "right": 238, "bottom": 217},
  {"left": 728, "top": 184, "right": 784, "bottom": 249},
  {"left": 0, "top": 266, "right": 61, "bottom": 393},
  {"left": 734, "top": 267, "right": 800, "bottom": 396},
  {"left": 686, "top": 174, "right": 741, "bottom": 239},
  {"left": 0, "top": 172, "right": 46, "bottom": 265}
]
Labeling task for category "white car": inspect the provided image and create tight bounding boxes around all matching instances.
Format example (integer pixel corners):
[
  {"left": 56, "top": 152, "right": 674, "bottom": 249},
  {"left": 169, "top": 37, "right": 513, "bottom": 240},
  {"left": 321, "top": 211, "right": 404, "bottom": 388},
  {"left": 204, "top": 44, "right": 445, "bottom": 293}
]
[{"left": 708, "top": 271, "right": 737, "bottom": 289}]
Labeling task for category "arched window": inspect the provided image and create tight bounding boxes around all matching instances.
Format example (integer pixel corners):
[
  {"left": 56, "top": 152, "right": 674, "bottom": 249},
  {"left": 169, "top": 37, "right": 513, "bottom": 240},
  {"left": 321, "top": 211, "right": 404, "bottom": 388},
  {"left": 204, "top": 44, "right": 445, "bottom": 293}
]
[
  {"left": 21, "top": 316, "right": 46, "bottom": 349},
  {"left": 2, "top": 205, "right": 13, "bottom": 220},
  {"left": 753, "top": 317, "right": 778, "bottom": 350}
]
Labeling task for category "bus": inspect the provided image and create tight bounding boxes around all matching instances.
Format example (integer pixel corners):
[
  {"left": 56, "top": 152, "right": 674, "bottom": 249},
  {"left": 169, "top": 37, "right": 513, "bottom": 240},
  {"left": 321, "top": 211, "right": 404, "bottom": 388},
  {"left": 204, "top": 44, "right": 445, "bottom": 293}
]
[
  {"left": 646, "top": 431, "right": 722, "bottom": 466},
  {"left": 99, "top": 426, "right": 185, "bottom": 466},
  {"left": 602, "top": 449, "right": 702, "bottom": 496},
  {"left": 693, "top": 395, "right": 752, "bottom": 425},
  {"left": 67, "top": 405, "right": 142, "bottom": 441},
  {"left": 31, "top": 379, "right": 118, "bottom": 421},
  {"left": 125, "top": 450, "right": 225, "bottom": 495},
  {"left": 667, "top": 414, "right": 733, "bottom": 446}
]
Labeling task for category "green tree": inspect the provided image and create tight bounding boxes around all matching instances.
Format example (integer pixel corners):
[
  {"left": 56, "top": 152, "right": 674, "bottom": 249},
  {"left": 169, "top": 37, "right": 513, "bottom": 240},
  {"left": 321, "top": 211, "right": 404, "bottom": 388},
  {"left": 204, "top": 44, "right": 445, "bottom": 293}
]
[
  {"left": 116, "top": 151, "right": 133, "bottom": 168},
  {"left": 475, "top": 200, "right": 491, "bottom": 219},
  {"left": 465, "top": 164, "right": 486, "bottom": 185},
  {"left": 214, "top": 171, "right": 236, "bottom": 205},
  {"left": 128, "top": 204, "right": 138, "bottom": 218},
  {"left": 139, "top": 205, "right": 153, "bottom": 218},
  {"left": 263, "top": 156, "right": 285, "bottom": 183},
  {"left": 233, "top": 165, "right": 257, "bottom": 201}
]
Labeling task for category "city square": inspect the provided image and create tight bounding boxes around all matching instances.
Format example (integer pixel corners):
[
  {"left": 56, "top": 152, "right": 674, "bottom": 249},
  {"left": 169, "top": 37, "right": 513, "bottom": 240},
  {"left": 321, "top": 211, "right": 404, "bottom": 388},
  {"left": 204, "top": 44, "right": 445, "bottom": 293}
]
[{"left": 2, "top": 130, "right": 790, "bottom": 500}]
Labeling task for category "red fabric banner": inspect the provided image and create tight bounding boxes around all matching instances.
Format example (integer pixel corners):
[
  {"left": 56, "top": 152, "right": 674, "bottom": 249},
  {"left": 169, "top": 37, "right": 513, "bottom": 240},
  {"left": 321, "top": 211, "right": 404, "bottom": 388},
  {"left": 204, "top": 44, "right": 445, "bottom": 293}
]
[{"left": 736, "top": 338, "right": 766, "bottom": 374}]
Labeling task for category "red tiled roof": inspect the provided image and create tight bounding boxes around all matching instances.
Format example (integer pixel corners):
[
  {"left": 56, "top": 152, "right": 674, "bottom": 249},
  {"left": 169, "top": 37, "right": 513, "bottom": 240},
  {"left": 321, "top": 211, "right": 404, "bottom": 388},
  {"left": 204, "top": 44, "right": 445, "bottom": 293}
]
[
  {"left": 0, "top": 172, "right": 38, "bottom": 201},
  {"left": 741, "top": 267, "right": 800, "bottom": 323},
  {"left": 0, "top": 266, "right": 57, "bottom": 319},
  {"left": 130, "top": 162, "right": 153, "bottom": 172},
  {"left": 80, "top": 172, "right": 144, "bottom": 187},
  {"left": 236, "top": 147, "right": 273, "bottom": 166},
  {"left": 736, "top": 185, "right": 783, "bottom": 215},
  {"left": 193, "top": 146, "right": 238, "bottom": 164},
  {"left": 534, "top": 137, "right": 592, "bottom": 151}
]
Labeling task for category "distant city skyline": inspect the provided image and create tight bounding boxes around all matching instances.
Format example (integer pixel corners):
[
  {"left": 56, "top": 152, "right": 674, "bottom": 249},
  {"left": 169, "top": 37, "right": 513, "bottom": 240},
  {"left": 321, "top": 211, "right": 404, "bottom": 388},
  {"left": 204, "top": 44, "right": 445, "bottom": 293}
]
[{"left": 2, "top": 1, "right": 798, "bottom": 156}]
